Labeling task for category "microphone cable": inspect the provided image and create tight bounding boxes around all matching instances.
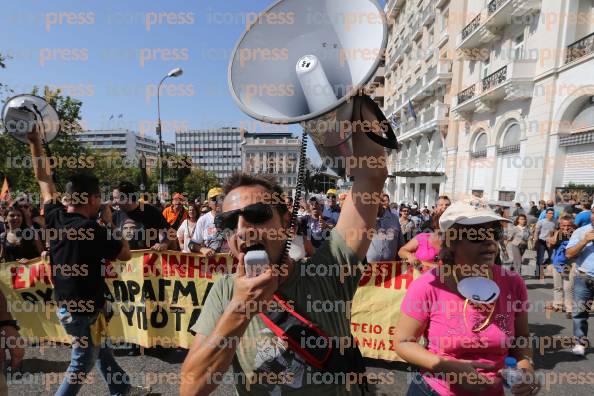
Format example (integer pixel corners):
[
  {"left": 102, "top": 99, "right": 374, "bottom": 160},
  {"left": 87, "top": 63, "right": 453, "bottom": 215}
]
[{"left": 278, "top": 129, "right": 308, "bottom": 267}]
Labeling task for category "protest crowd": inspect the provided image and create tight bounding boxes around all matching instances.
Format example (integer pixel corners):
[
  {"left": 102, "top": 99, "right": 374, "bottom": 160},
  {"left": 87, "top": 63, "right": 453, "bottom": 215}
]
[{"left": 0, "top": 102, "right": 590, "bottom": 396}]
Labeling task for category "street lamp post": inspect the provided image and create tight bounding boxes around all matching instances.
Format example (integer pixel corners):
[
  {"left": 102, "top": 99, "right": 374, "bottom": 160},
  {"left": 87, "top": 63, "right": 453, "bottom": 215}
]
[{"left": 156, "top": 67, "right": 183, "bottom": 202}]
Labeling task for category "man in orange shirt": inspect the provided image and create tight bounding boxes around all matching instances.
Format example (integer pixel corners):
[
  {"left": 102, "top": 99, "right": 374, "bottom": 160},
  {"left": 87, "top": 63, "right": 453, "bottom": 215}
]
[{"left": 163, "top": 193, "right": 188, "bottom": 229}]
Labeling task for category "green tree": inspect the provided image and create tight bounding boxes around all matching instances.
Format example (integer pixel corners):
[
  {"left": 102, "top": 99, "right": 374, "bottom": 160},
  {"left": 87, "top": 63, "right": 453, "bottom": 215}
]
[
  {"left": 90, "top": 149, "right": 144, "bottom": 197},
  {"left": 0, "top": 53, "right": 12, "bottom": 99},
  {"left": 165, "top": 154, "right": 192, "bottom": 195},
  {"left": 183, "top": 168, "right": 219, "bottom": 201}
]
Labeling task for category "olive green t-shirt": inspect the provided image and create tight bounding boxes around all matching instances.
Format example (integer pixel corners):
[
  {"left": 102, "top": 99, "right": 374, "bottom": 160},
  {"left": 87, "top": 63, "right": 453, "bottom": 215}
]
[{"left": 192, "top": 229, "right": 365, "bottom": 395}]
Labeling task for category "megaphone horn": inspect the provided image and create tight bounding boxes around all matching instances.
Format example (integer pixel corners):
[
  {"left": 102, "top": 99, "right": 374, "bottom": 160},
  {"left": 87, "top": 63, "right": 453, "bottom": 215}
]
[
  {"left": 1, "top": 94, "right": 61, "bottom": 145},
  {"left": 228, "top": 0, "right": 399, "bottom": 177}
]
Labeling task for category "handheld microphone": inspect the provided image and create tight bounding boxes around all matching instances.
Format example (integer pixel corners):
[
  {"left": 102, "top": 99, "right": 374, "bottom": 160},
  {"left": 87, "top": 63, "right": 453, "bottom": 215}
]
[{"left": 244, "top": 250, "right": 270, "bottom": 278}]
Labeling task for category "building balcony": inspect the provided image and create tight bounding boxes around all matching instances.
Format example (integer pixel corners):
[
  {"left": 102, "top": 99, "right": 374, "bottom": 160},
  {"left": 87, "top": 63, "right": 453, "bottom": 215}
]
[
  {"left": 497, "top": 143, "right": 520, "bottom": 156},
  {"left": 402, "top": 32, "right": 413, "bottom": 53},
  {"left": 453, "top": 60, "right": 536, "bottom": 117},
  {"left": 385, "top": 101, "right": 395, "bottom": 117},
  {"left": 387, "top": 0, "right": 406, "bottom": 16},
  {"left": 373, "top": 85, "right": 385, "bottom": 98},
  {"left": 422, "top": 5, "right": 435, "bottom": 27},
  {"left": 373, "top": 66, "right": 385, "bottom": 84},
  {"left": 389, "top": 41, "right": 405, "bottom": 68},
  {"left": 410, "top": 15, "right": 423, "bottom": 40},
  {"left": 457, "top": 0, "right": 541, "bottom": 51},
  {"left": 406, "top": 79, "right": 423, "bottom": 100},
  {"left": 471, "top": 149, "right": 487, "bottom": 159},
  {"left": 566, "top": 32, "right": 594, "bottom": 64},
  {"left": 397, "top": 101, "right": 449, "bottom": 140},
  {"left": 371, "top": 86, "right": 385, "bottom": 107},
  {"left": 390, "top": 60, "right": 452, "bottom": 117},
  {"left": 436, "top": 0, "right": 449, "bottom": 9},
  {"left": 418, "top": 59, "right": 453, "bottom": 98},
  {"left": 394, "top": 95, "right": 404, "bottom": 109},
  {"left": 393, "top": 156, "right": 445, "bottom": 177}
]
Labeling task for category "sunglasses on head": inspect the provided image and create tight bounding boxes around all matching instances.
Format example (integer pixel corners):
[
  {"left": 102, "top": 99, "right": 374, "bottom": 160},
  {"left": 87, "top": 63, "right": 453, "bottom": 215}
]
[{"left": 215, "top": 202, "right": 275, "bottom": 231}]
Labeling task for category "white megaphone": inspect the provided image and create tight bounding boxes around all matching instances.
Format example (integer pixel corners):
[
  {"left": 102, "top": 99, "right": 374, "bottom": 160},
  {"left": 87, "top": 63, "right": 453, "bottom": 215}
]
[
  {"left": 1, "top": 94, "right": 61, "bottom": 144},
  {"left": 228, "top": 0, "right": 398, "bottom": 177}
]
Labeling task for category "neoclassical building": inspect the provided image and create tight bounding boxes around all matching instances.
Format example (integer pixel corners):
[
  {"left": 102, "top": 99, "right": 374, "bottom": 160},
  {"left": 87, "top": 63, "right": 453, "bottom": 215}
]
[
  {"left": 443, "top": 0, "right": 594, "bottom": 205},
  {"left": 381, "top": 0, "right": 594, "bottom": 206}
]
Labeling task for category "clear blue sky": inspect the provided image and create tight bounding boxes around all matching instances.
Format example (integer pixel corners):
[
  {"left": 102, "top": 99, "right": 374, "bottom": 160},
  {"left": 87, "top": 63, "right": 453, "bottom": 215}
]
[{"left": 1, "top": 0, "right": 385, "bottom": 161}]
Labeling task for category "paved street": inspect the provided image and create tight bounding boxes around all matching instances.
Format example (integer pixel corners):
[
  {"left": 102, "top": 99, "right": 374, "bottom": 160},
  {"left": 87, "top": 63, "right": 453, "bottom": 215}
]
[{"left": 9, "top": 255, "right": 594, "bottom": 396}]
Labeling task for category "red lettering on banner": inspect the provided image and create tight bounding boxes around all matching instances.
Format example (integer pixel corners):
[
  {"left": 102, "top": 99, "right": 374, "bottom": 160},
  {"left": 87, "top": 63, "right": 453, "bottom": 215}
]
[
  {"left": 163, "top": 254, "right": 187, "bottom": 277},
  {"left": 352, "top": 322, "right": 382, "bottom": 334},
  {"left": 143, "top": 252, "right": 161, "bottom": 276},
  {"left": 207, "top": 256, "right": 229, "bottom": 277},
  {"left": 186, "top": 255, "right": 199, "bottom": 278},
  {"left": 362, "top": 337, "right": 374, "bottom": 349},
  {"left": 375, "top": 262, "right": 393, "bottom": 288},
  {"left": 358, "top": 265, "right": 373, "bottom": 286},
  {"left": 28, "top": 263, "right": 52, "bottom": 287},
  {"left": 393, "top": 263, "right": 414, "bottom": 290},
  {"left": 103, "top": 260, "right": 117, "bottom": 279},
  {"left": 358, "top": 337, "right": 394, "bottom": 351},
  {"left": 376, "top": 340, "right": 386, "bottom": 350},
  {"left": 11, "top": 266, "right": 27, "bottom": 289},
  {"left": 358, "top": 262, "right": 414, "bottom": 289}
]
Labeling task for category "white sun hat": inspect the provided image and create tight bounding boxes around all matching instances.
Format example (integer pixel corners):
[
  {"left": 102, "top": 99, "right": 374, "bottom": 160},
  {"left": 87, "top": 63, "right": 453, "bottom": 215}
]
[{"left": 439, "top": 201, "right": 510, "bottom": 232}]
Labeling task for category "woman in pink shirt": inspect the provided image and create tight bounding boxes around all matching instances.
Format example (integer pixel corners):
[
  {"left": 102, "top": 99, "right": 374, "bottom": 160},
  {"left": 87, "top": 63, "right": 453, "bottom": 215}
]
[
  {"left": 399, "top": 213, "right": 442, "bottom": 271},
  {"left": 395, "top": 201, "right": 539, "bottom": 396}
]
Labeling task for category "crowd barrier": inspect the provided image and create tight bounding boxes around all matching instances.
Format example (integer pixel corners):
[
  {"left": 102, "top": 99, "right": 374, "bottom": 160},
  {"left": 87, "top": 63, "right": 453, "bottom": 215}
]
[{"left": 0, "top": 251, "right": 419, "bottom": 362}]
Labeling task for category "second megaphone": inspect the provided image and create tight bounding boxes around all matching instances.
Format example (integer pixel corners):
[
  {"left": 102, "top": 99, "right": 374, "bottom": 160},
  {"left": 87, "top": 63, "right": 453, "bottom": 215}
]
[
  {"left": 1, "top": 94, "right": 61, "bottom": 145},
  {"left": 228, "top": 0, "right": 398, "bottom": 177}
]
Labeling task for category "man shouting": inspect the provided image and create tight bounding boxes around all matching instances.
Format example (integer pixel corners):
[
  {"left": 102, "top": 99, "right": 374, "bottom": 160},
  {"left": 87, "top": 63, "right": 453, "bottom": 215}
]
[{"left": 180, "top": 97, "right": 390, "bottom": 395}]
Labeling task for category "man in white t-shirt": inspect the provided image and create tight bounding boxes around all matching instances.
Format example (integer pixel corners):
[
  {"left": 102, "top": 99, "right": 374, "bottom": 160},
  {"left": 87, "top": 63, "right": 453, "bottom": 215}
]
[{"left": 189, "top": 187, "right": 226, "bottom": 256}]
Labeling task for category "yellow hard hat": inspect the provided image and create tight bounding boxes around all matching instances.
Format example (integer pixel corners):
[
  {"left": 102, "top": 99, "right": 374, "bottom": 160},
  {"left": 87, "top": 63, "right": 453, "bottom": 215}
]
[
  {"left": 326, "top": 189, "right": 337, "bottom": 196},
  {"left": 207, "top": 187, "right": 224, "bottom": 200}
]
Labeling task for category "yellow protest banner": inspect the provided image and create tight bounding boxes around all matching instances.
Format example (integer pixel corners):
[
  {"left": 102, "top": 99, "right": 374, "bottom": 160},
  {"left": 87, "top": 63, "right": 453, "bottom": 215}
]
[
  {"left": 0, "top": 253, "right": 419, "bottom": 362},
  {"left": 0, "top": 251, "right": 236, "bottom": 349},
  {"left": 351, "top": 261, "right": 420, "bottom": 362}
]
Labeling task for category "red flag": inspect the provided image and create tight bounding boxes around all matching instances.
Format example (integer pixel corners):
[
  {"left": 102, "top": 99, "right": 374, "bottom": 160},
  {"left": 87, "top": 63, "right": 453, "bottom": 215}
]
[{"left": 0, "top": 177, "right": 10, "bottom": 201}]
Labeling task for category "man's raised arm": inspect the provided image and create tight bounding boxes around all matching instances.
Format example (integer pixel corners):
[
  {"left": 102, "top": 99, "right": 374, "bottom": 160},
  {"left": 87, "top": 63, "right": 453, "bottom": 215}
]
[
  {"left": 27, "top": 129, "right": 58, "bottom": 204},
  {"left": 334, "top": 97, "right": 389, "bottom": 260}
]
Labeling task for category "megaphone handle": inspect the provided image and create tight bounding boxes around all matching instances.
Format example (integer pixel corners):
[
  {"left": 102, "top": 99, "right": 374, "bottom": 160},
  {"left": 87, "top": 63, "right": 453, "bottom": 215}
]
[
  {"left": 359, "top": 95, "right": 400, "bottom": 150},
  {"left": 42, "top": 140, "right": 59, "bottom": 186}
]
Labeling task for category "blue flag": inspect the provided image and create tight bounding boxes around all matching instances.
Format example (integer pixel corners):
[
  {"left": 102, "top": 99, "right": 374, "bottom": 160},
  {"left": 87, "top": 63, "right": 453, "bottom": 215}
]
[{"left": 390, "top": 115, "right": 399, "bottom": 130}]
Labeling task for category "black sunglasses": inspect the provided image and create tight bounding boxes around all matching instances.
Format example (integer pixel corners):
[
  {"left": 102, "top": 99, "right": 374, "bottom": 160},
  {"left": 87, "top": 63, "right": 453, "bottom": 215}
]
[{"left": 215, "top": 202, "right": 275, "bottom": 231}]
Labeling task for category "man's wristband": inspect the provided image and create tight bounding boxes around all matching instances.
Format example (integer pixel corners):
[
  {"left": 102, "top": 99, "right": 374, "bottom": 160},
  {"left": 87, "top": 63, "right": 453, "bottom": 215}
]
[{"left": 0, "top": 320, "right": 20, "bottom": 331}]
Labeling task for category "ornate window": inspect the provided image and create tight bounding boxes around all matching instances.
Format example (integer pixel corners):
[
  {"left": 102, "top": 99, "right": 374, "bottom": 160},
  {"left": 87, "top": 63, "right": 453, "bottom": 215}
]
[
  {"left": 497, "top": 121, "right": 521, "bottom": 155},
  {"left": 471, "top": 132, "right": 488, "bottom": 158}
]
